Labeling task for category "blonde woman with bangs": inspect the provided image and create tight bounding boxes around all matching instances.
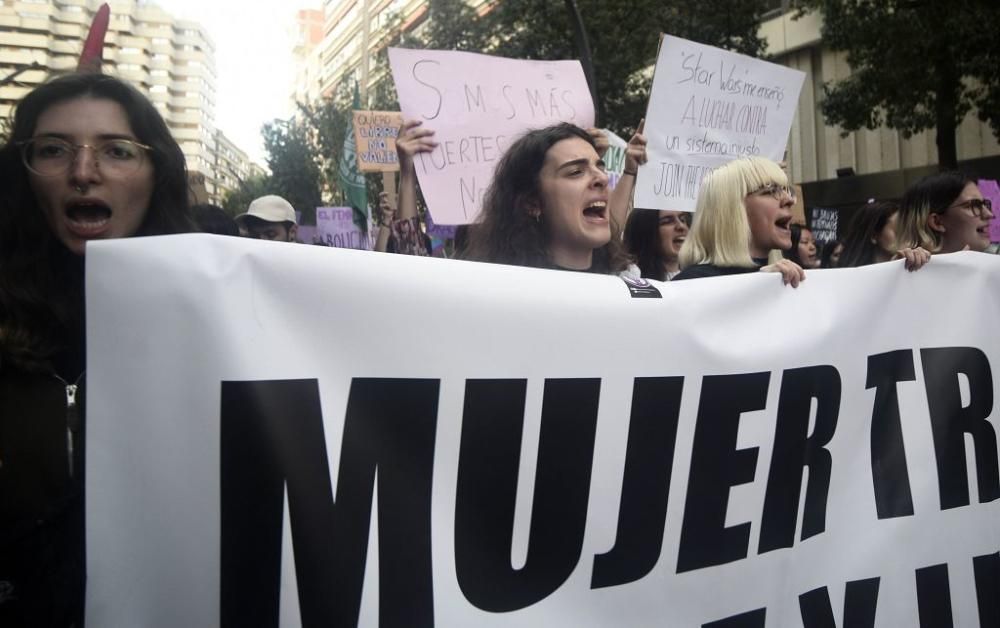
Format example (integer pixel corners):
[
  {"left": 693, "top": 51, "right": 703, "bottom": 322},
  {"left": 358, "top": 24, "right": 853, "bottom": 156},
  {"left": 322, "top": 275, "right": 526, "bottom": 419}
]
[{"left": 673, "top": 157, "right": 805, "bottom": 285}]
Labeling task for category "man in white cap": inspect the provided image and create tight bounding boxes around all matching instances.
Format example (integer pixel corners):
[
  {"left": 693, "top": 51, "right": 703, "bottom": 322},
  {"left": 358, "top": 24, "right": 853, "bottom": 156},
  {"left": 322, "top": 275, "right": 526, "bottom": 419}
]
[{"left": 236, "top": 195, "right": 298, "bottom": 242}]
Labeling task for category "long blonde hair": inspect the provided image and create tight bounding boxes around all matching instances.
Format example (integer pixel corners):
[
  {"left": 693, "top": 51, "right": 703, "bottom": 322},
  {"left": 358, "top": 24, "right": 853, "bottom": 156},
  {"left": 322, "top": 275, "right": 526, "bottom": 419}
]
[{"left": 679, "top": 157, "right": 788, "bottom": 269}]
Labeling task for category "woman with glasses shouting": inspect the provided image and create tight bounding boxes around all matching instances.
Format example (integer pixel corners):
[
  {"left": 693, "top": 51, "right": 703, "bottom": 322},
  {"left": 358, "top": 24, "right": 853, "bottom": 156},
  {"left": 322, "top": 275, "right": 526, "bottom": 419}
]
[
  {"left": 0, "top": 73, "right": 195, "bottom": 626},
  {"left": 897, "top": 171, "right": 995, "bottom": 254},
  {"left": 673, "top": 157, "right": 807, "bottom": 286}
]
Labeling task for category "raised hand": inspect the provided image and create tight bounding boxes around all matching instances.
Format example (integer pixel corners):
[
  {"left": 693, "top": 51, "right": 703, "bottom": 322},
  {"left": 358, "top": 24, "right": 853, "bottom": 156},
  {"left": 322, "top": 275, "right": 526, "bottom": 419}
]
[
  {"left": 624, "top": 118, "right": 647, "bottom": 175},
  {"left": 586, "top": 127, "right": 609, "bottom": 158},
  {"left": 396, "top": 119, "right": 438, "bottom": 173}
]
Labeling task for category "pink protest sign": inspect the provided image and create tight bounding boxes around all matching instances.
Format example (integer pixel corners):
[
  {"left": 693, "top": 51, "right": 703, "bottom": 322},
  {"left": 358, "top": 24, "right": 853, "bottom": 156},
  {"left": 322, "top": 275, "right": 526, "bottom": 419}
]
[
  {"left": 388, "top": 47, "right": 595, "bottom": 225},
  {"left": 978, "top": 179, "right": 1000, "bottom": 243},
  {"left": 316, "top": 207, "right": 374, "bottom": 250}
]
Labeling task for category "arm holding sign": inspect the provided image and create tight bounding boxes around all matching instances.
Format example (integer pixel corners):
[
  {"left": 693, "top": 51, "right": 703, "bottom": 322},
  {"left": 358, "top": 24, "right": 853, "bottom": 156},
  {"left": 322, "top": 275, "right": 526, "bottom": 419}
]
[
  {"left": 391, "top": 120, "right": 436, "bottom": 257},
  {"left": 609, "top": 120, "right": 647, "bottom": 232},
  {"left": 396, "top": 119, "right": 437, "bottom": 222},
  {"left": 375, "top": 192, "right": 395, "bottom": 253}
]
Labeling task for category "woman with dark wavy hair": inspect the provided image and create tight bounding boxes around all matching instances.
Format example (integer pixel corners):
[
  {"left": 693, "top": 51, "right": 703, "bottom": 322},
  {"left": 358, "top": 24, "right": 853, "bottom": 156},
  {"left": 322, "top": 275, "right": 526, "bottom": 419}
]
[
  {"left": 623, "top": 209, "right": 690, "bottom": 281},
  {"left": 837, "top": 201, "right": 900, "bottom": 268},
  {"left": 461, "top": 123, "right": 634, "bottom": 275},
  {"left": 0, "top": 73, "right": 195, "bottom": 626}
]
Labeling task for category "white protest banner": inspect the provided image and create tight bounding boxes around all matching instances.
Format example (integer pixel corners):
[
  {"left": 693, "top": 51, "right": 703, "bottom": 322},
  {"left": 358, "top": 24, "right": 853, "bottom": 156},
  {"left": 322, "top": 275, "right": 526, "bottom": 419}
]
[
  {"left": 86, "top": 237, "right": 1000, "bottom": 627},
  {"left": 388, "top": 47, "right": 595, "bottom": 225},
  {"left": 316, "top": 206, "right": 374, "bottom": 250},
  {"left": 635, "top": 35, "right": 806, "bottom": 212}
]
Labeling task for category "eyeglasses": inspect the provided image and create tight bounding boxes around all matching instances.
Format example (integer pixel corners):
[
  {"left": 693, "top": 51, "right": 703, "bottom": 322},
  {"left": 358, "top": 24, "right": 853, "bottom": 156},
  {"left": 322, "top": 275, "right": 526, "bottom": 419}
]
[
  {"left": 751, "top": 183, "right": 796, "bottom": 202},
  {"left": 19, "top": 137, "right": 152, "bottom": 177},
  {"left": 945, "top": 198, "right": 993, "bottom": 219}
]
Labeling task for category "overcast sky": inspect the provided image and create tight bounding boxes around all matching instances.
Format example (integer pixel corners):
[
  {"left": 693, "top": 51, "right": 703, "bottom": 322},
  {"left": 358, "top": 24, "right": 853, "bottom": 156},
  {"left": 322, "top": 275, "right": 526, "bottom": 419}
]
[{"left": 158, "top": 0, "right": 311, "bottom": 166}]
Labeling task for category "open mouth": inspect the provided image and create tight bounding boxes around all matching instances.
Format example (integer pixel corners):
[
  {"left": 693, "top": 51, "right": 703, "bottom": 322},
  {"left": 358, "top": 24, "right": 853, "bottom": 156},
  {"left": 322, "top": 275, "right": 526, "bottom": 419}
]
[
  {"left": 582, "top": 201, "right": 607, "bottom": 221},
  {"left": 977, "top": 225, "right": 991, "bottom": 238},
  {"left": 66, "top": 201, "right": 112, "bottom": 235},
  {"left": 774, "top": 216, "right": 792, "bottom": 232},
  {"left": 673, "top": 236, "right": 686, "bottom": 246}
]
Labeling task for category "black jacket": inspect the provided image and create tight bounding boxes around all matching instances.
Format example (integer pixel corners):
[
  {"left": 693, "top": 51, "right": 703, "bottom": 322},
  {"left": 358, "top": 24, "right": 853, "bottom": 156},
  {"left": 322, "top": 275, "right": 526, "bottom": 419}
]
[{"left": 0, "top": 365, "right": 86, "bottom": 627}]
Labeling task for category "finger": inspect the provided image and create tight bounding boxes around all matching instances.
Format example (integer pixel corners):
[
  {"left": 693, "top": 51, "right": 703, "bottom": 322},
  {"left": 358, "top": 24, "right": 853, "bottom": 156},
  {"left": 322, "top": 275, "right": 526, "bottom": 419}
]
[
  {"left": 636, "top": 118, "right": 645, "bottom": 134},
  {"left": 791, "top": 268, "right": 803, "bottom": 288},
  {"left": 403, "top": 128, "right": 436, "bottom": 142},
  {"left": 400, "top": 119, "right": 423, "bottom": 133}
]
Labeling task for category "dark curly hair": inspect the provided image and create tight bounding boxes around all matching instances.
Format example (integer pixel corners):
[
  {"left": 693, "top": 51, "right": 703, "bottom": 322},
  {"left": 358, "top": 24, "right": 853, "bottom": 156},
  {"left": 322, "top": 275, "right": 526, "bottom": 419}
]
[{"left": 461, "top": 123, "right": 629, "bottom": 273}]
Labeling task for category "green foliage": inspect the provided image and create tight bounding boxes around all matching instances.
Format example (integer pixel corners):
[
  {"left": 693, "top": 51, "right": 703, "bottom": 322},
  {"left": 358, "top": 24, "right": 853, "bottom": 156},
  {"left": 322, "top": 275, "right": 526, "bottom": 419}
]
[
  {"left": 423, "top": 0, "right": 490, "bottom": 52},
  {"left": 483, "top": 0, "right": 771, "bottom": 137},
  {"left": 260, "top": 117, "right": 324, "bottom": 224},
  {"left": 795, "top": 1, "right": 1000, "bottom": 169},
  {"left": 221, "top": 172, "right": 272, "bottom": 217},
  {"left": 297, "top": 98, "right": 351, "bottom": 204}
]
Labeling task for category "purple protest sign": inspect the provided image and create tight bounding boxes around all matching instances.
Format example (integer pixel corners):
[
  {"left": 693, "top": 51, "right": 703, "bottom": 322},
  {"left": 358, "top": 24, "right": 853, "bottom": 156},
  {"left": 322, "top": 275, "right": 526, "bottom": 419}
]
[
  {"left": 978, "top": 180, "right": 1000, "bottom": 243},
  {"left": 316, "top": 206, "right": 375, "bottom": 250},
  {"left": 296, "top": 225, "right": 317, "bottom": 245},
  {"left": 425, "top": 208, "right": 458, "bottom": 240}
]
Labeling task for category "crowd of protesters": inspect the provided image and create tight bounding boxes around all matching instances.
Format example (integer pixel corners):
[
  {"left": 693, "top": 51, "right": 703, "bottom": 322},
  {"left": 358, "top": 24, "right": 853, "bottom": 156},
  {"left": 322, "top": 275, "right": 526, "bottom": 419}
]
[{"left": 0, "top": 68, "right": 997, "bottom": 627}]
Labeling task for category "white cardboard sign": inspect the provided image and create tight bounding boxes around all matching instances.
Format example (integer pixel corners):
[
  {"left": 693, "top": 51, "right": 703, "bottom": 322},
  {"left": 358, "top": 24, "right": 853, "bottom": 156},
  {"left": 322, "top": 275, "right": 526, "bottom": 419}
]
[
  {"left": 634, "top": 35, "right": 806, "bottom": 211},
  {"left": 388, "top": 47, "right": 595, "bottom": 225},
  {"left": 85, "top": 237, "right": 1000, "bottom": 627}
]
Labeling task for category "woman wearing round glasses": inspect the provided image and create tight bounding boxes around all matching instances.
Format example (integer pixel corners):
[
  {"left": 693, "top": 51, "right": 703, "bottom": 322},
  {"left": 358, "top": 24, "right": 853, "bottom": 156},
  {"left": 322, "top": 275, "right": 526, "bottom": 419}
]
[
  {"left": 673, "top": 157, "right": 806, "bottom": 285},
  {"left": 0, "top": 73, "right": 194, "bottom": 625},
  {"left": 897, "top": 171, "right": 995, "bottom": 254}
]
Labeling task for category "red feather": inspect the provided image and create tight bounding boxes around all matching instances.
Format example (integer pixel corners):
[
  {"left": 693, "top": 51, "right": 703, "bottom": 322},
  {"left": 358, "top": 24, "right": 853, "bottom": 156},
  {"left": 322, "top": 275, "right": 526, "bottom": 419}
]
[{"left": 78, "top": 3, "right": 110, "bottom": 73}]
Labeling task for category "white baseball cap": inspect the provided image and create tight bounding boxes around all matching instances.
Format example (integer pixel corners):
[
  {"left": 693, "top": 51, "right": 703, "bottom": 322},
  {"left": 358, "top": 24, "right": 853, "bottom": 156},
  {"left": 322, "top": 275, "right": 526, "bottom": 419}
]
[{"left": 236, "top": 195, "right": 297, "bottom": 225}]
